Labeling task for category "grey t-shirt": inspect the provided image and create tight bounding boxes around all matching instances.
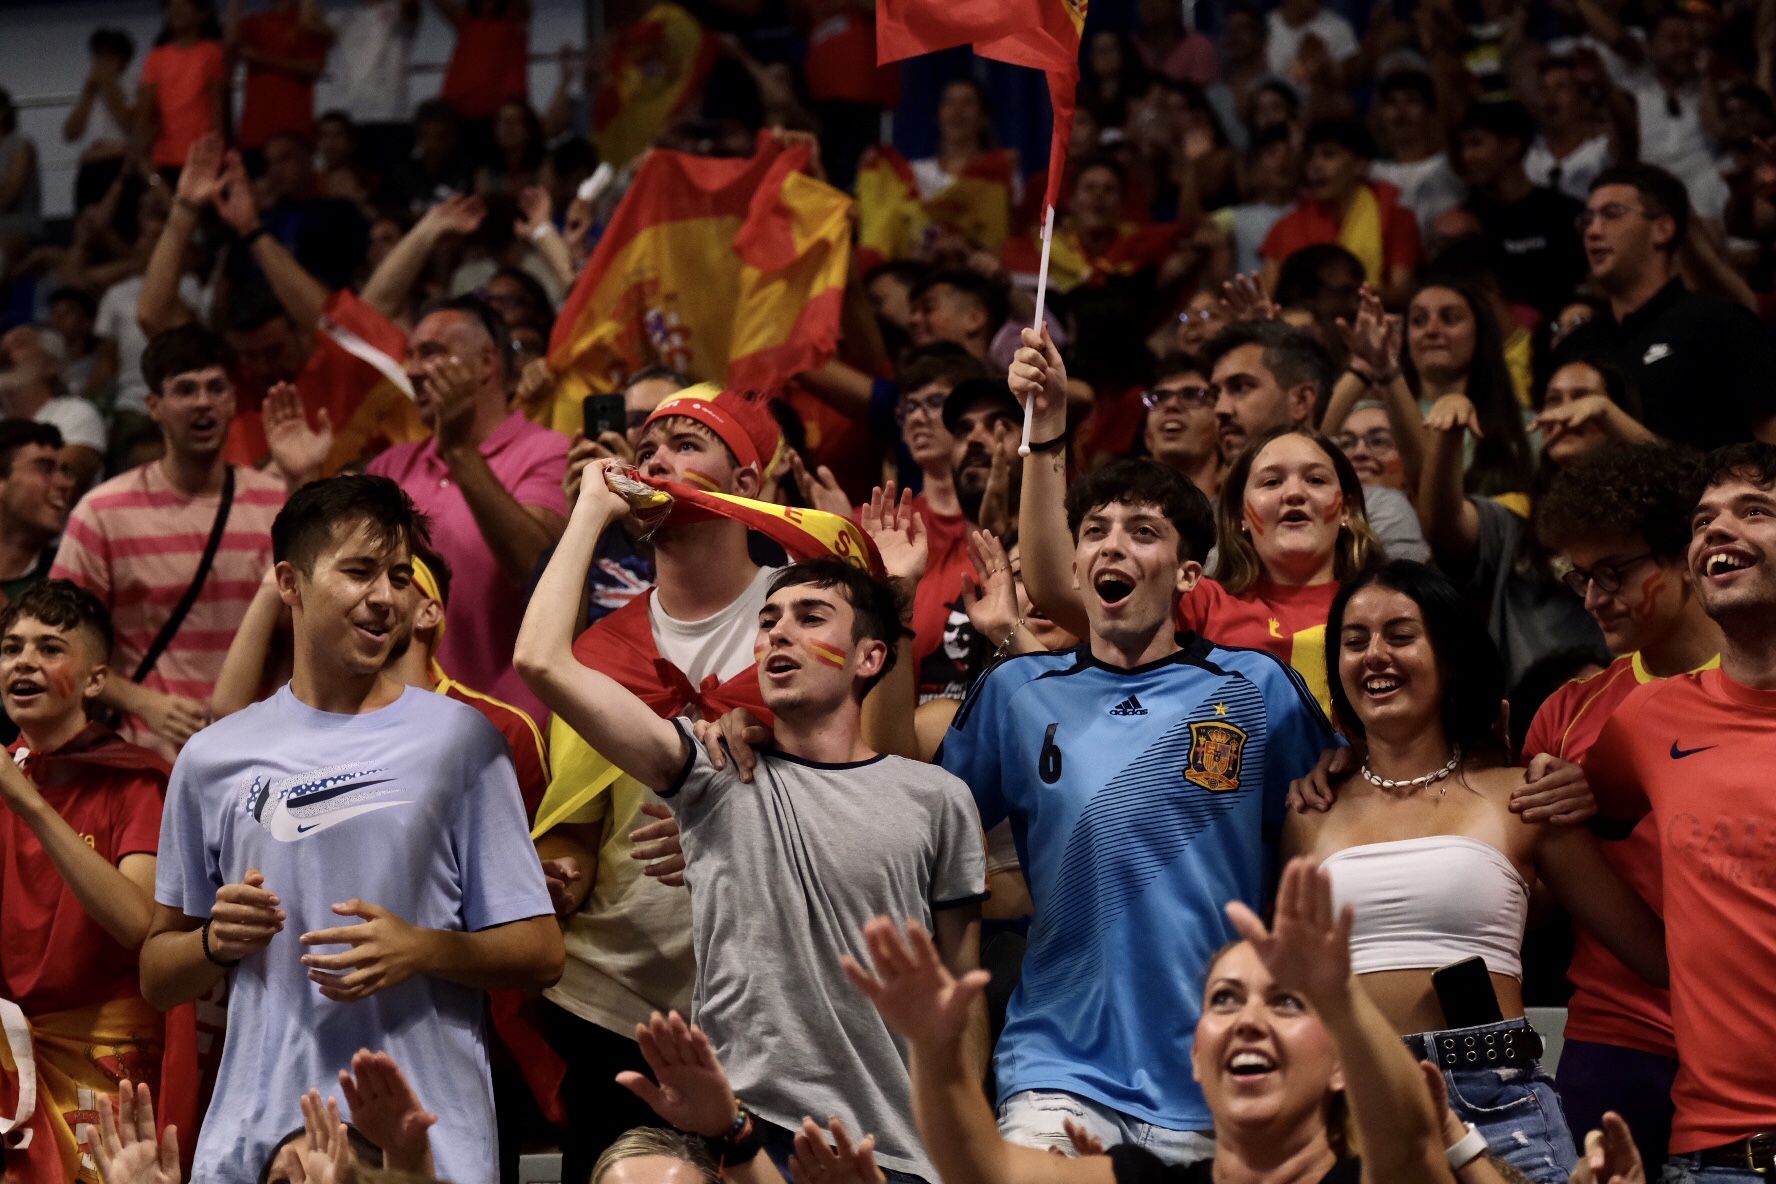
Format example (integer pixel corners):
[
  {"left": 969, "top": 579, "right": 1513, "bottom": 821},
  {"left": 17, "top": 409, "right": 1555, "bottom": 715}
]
[
  {"left": 664, "top": 722, "right": 987, "bottom": 1178},
  {"left": 1362, "top": 484, "right": 1431, "bottom": 564},
  {"left": 1464, "top": 494, "right": 1605, "bottom": 684}
]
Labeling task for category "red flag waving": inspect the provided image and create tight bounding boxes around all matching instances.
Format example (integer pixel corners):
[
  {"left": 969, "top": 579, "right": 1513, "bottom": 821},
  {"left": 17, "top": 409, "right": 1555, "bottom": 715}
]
[{"left": 877, "top": 0, "right": 1087, "bottom": 211}]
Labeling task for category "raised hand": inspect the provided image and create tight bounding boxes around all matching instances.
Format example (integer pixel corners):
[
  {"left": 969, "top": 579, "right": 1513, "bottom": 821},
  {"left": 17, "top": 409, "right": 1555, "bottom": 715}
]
[
  {"left": 515, "top": 185, "right": 554, "bottom": 239},
  {"left": 1007, "top": 325, "right": 1067, "bottom": 437},
  {"left": 790, "top": 451, "right": 854, "bottom": 518},
  {"left": 209, "top": 868, "right": 285, "bottom": 962},
  {"left": 94, "top": 1080, "right": 181, "bottom": 1184},
  {"left": 339, "top": 1049, "right": 437, "bottom": 1174},
  {"left": 1531, "top": 395, "right": 1615, "bottom": 444},
  {"left": 790, "top": 1117, "right": 886, "bottom": 1184},
  {"left": 959, "top": 529, "right": 1020, "bottom": 650},
  {"left": 1335, "top": 286, "right": 1400, "bottom": 378},
  {"left": 1423, "top": 392, "right": 1482, "bottom": 436},
  {"left": 630, "top": 802, "right": 685, "bottom": 886},
  {"left": 177, "top": 134, "right": 227, "bottom": 208},
  {"left": 616, "top": 1011, "right": 738, "bottom": 1138},
  {"left": 422, "top": 354, "right": 480, "bottom": 450},
  {"left": 299, "top": 899, "right": 431, "bottom": 1002},
  {"left": 1224, "top": 858, "right": 1353, "bottom": 1009},
  {"left": 419, "top": 193, "right": 487, "bottom": 238},
  {"left": 841, "top": 916, "right": 990, "bottom": 1050},
  {"left": 214, "top": 151, "right": 261, "bottom": 236},
  {"left": 264, "top": 382, "right": 333, "bottom": 486},
  {"left": 517, "top": 357, "right": 558, "bottom": 416},
  {"left": 1218, "top": 272, "right": 1278, "bottom": 324},
  {"left": 860, "top": 482, "right": 928, "bottom": 584},
  {"left": 280, "top": 1090, "right": 354, "bottom": 1184},
  {"left": 139, "top": 688, "right": 211, "bottom": 746}
]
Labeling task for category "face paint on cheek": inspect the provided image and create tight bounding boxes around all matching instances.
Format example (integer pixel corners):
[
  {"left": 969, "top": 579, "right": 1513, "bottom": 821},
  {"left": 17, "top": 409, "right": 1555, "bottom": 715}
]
[
  {"left": 1631, "top": 569, "right": 1665, "bottom": 622},
  {"left": 806, "top": 640, "right": 848, "bottom": 668},
  {"left": 680, "top": 468, "right": 723, "bottom": 492},
  {"left": 1244, "top": 499, "right": 1265, "bottom": 537},
  {"left": 754, "top": 643, "right": 766, "bottom": 665},
  {"left": 1322, "top": 491, "right": 1344, "bottom": 524},
  {"left": 44, "top": 666, "right": 75, "bottom": 700}
]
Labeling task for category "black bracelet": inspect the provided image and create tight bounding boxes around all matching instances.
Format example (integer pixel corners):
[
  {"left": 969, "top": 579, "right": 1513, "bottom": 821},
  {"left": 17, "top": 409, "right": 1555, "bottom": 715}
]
[
  {"left": 1027, "top": 433, "right": 1067, "bottom": 453},
  {"left": 706, "top": 1103, "right": 762, "bottom": 1167},
  {"left": 238, "top": 224, "right": 268, "bottom": 249},
  {"left": 201, "top": 918, "right": 240, "bottom": 967}
]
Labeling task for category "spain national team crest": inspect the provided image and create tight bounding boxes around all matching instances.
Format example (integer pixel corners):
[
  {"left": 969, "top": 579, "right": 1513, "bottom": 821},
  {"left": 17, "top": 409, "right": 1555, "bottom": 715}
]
[{"left": 1186, "top": 720, "right": 1248, "bottom": 792}]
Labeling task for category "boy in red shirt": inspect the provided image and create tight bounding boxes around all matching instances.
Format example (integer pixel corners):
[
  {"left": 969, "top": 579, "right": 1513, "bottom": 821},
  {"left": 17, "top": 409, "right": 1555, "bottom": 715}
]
[
  {"left": 1584, "top": 441, "right": 1776, "bottom": 1180},
  {"left": 1529, "top": 442, "right": 1722, "bottom": 1171},
  {"left": 0, "top": 580, "right": 169, "bottom": 1182}
]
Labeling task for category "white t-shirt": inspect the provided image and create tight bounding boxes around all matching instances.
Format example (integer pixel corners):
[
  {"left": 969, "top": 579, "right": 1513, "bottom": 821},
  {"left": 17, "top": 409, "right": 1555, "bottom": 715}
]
[
  {"left": 1525, "top": 133, "right": 1611, "bottom": 203},
  {"left": 37, "top": 396, "right": 106, "bottom": 453},
  {"left": 649, "top": 565, "right": 777, "bottom": 689},
  {"left": 95, "top": 274, "right": 210, "bottom": 416},
  {"left": 71, "top": 85, "right": 132, "bottom": 156},
  {"left": 1628, "top": 77, "right": 1727, "bottom": 220},
  {"left": 1267, "top": 8, "right": 1359, "bottom": 78},
  {"left": 330, "top": 0, "right": 418, "bottom": 122},
  {"left": 1372, "top": 153, "right": 1467, "bottom": 238}
]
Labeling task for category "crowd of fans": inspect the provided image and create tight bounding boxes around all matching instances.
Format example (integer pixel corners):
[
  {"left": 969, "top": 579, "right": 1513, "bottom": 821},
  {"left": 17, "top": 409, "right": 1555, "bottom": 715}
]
[{"left": 5, "top": 0, "right": 1776, "bottom": 1182}]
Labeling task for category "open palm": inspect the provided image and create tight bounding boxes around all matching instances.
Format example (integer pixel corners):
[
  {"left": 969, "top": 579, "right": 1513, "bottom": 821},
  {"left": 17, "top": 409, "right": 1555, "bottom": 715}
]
[
  {"left": 842, "top": 917, "right": 989, "bottom": 1049},
  {"left": 94, "top": 1080, "right": 180, "bottom": 1184},
  {"left": 617, "top": 1011, "right": 738, "bottom": 1138}
]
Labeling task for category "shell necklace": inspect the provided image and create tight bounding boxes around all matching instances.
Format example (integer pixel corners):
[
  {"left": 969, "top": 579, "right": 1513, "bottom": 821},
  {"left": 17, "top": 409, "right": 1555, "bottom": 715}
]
[{"left": 1360, "top": 745, "right": 1462, "bottom": 796}]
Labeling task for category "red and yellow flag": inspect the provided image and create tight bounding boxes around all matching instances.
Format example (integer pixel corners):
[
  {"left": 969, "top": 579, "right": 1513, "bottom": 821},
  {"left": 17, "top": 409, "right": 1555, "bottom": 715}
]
[
  {"left": 540, "top": 135, "right": 853, "bottom": 437},
  {"left": 591, "top": 2, "right": 718, "bottom": 167},
  {"left": 877, "top": 0, "right": 1087, "bottom": 213},
  {"left": 642, "top": 475, "right": 884, "bottom": 577}
]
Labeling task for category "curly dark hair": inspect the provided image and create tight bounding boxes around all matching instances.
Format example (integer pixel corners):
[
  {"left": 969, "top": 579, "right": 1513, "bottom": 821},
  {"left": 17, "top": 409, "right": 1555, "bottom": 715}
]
[
  {"left": 1535, "top": 442, "right": 1704, "bottom": 560},
  {"left": 1700, "top": 441, "right": 1776, "bottom": 496},
  {"left": 1064, "top": 457, "right": 1216, "bottom": 565}
]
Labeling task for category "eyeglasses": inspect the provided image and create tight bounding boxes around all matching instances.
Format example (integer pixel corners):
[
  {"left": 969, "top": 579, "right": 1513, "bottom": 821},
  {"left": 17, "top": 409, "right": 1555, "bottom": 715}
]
[
  {"left": 1560, "top": 551, "right": 1656, "bottom": 597},
  {"left": 1177, "top": 308, "right": 1221, "bottom": 325},
  {"left": 1142, "top": 385, "right": 1213, "bottom": 410},
  {"left": 896, "top": 392, "right": 949, "bottom": 424},
  {"left": 1575, "top": 202, "right": 1644, "bottom": 231},
  {"left": 1332, "top": 428, "right": 1398, "bottom": 453}
]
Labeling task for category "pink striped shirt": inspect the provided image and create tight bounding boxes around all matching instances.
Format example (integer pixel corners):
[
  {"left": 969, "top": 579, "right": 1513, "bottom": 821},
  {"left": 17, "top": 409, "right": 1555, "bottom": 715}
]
[{"left": 52, "top": 463, "right": 286, "bottom": 758}]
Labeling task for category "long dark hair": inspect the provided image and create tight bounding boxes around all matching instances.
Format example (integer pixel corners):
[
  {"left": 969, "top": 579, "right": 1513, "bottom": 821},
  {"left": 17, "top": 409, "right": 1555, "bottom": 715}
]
[
  {"left": 155, "top": 0, "right": 221, "bottom": 45},
  {"left": 1324, "top": 560, "right": 1509, "bottom": 766},
  {"left": 1402, "top": 280, "right": 1533, "bottom": 497}
]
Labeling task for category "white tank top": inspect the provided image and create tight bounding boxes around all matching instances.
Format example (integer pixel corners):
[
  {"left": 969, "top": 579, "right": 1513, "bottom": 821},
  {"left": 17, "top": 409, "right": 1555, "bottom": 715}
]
[{"left": 1323, "top": 835, "right": 1529, "bottom": 979}]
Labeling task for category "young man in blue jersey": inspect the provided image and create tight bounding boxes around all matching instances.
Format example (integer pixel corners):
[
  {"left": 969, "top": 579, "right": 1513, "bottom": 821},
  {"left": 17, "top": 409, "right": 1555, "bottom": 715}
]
[{"left": 942, "top": 328, "right": 1335, "bottom": 1165}]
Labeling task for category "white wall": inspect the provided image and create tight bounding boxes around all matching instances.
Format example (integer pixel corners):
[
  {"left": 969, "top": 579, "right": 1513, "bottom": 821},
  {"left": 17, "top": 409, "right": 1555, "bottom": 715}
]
[{"left": 0, "top": 0, "right": 591, "bottom": 219}]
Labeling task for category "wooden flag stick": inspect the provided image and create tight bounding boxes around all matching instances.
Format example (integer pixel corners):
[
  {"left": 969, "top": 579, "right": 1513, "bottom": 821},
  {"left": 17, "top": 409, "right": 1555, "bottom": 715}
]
[{"left": 1019, "top": 202, "right": 1057, "bottom": 457}]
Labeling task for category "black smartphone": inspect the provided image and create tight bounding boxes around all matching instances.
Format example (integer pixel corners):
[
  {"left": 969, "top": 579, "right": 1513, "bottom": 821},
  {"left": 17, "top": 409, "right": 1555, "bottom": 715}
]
[
  {"left": 583, "top": 393, "right": 626, "bottom": 440},
  {"left": 1432, "top": 956, "right": 1504, "bottom": 1029}
]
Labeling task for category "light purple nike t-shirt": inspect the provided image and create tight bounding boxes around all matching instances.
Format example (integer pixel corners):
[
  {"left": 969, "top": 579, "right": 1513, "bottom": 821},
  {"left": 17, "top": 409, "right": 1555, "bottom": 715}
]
[{"left": 156, "top": 684, "right": 552, "bottom": 1183}]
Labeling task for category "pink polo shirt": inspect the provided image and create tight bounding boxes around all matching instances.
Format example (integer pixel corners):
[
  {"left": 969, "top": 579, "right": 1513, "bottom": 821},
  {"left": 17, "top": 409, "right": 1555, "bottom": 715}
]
[{"left": 369, "top": 411, "right": 568, "bottom": 718}]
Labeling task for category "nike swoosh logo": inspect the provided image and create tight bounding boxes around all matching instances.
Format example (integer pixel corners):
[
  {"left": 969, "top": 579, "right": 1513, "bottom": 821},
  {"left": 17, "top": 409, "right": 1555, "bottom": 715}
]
[
  {"left": 296, "top": 823, "right": 318, "bottom": 833},
  {"left": 1670, "top": 741, "right": 1717, "bottom": 759},
  {"left": 267, "top": 799, "right": 407, "bottom": 842}
]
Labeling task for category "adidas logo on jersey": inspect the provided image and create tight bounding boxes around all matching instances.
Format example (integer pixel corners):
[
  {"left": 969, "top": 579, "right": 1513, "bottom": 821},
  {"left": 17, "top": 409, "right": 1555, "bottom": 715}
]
[{"left": 1109, "top": 695, "right": 1148, "bottom": 716}]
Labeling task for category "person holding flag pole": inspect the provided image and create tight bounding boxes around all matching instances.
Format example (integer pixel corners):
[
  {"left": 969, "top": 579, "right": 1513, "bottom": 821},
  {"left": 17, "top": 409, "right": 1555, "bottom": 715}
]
[{"left": 876, "top": 0, "right": 1089, "bottom": 456}]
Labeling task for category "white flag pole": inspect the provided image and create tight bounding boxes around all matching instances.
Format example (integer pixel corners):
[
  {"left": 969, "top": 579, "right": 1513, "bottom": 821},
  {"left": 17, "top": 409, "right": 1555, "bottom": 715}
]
[{"left": 1019, "top": 202, "right": 1057, "bottom": 457}]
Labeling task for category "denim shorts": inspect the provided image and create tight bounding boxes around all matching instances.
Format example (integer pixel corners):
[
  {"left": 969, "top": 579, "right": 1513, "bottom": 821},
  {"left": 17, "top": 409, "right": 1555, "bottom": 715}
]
[
  {"left": 1662, "top": 1154, "right": 1772, "bottom": 1182},
  {"left": 997, "top": 1088, "right": 1216, "bottom": 1165},
  {"left": 1407, "top": 1018, "right": 1577, "bottom": 1184}
]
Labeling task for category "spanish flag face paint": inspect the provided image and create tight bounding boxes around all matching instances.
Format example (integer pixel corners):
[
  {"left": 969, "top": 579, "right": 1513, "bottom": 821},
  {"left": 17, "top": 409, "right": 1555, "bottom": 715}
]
[
  {"left": 806, "top": 640, "right": 848, "bottom": 669},
  {"left": 680, "top": 468, "right": 723, "bottom": 492}
]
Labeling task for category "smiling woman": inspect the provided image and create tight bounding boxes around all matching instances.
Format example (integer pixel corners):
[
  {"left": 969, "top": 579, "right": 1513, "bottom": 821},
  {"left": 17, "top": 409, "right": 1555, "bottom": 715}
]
[
  {"left": 1175, "top": 425, "right": 1381, "bottom": 711},
  {"left": 1285, "top": 560, "right": 1670, "bottom": 1183}
]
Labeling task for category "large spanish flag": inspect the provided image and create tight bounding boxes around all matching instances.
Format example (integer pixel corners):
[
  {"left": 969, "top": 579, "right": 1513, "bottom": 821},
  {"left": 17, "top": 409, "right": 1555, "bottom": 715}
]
[
  {"left": 877, "top": 0, "right": 1088, "bottom": 213},
  {"left": 591, "top": 2, "right": 718, "bottom": 167},
  {"left": 854, "top": 145, "right": 1017, "bottom": 268},
  {"left": 539, "top": 135, "right": 853, "bottom": 437}
]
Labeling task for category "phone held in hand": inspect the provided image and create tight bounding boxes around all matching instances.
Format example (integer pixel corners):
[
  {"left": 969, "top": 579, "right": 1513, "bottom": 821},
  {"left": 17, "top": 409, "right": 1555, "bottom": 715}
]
[{"left": 583, "top": 393, "right": 625, "bottom": 440}]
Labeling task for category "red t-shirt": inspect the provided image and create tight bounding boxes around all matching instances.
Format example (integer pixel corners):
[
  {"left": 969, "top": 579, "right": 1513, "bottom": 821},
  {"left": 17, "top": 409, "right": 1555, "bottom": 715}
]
[
  {"left": 140, "top": 41, "right": 226, "bottom": 168},
  {"left": 1259, "top": 184, "right": 1421, "bottom": 282},
  {"left": 236, "top": 9, "right": 330, "bottom": 150},
  {"left": 0, "top": 729, "right": 168, "bottom": 1016},
  {"left": 1523, "top": 653, "right": 1723, "bottom": 1058},
  {"left": 1583, "top": 667, "right": 1776, "bottom": 1152},
  {"left": 441, "top": 15, "right": 529, "bottom": 121},
  {"left": 439, "top": 675, "right": 550, "bottom": 821},
  {"left": 1176, "top": 577, "right": 1337, "bottom": 712},
  {"left": 907, "top": 499, "right": 975, "bottom": 701}
]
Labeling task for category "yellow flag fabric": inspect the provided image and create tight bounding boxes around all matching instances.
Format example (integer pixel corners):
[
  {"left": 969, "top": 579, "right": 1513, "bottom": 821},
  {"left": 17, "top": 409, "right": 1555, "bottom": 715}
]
[
  {"left": 591, "top": 3, "right": 718, "bottom": 167},
  {"left": 539, "top": 135, "right": 853, "bottom": 437},
  {"left": 1338, "top": 184, "right": 1385, "bottom": 288}
]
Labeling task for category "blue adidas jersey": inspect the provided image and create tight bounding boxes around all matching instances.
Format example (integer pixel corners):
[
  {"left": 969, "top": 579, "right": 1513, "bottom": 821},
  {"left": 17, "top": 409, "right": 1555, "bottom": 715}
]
[{"left": 938, "top": 634, "right": 1336, "bottom": 1130}]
